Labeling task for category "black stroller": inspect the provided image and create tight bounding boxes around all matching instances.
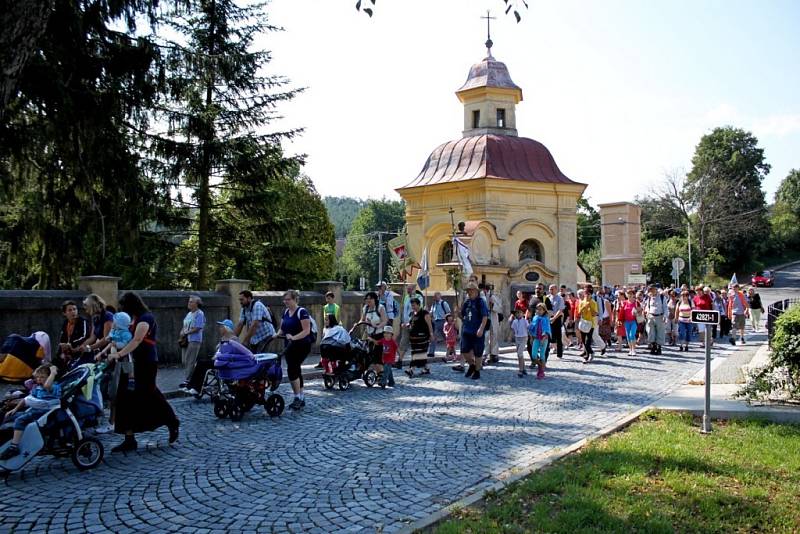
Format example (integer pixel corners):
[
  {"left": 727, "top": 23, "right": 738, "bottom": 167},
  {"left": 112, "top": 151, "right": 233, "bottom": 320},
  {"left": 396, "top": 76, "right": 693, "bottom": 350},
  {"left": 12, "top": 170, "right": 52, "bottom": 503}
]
[{"left": 320, "top": 323, "right": 382, "bottom": 390}]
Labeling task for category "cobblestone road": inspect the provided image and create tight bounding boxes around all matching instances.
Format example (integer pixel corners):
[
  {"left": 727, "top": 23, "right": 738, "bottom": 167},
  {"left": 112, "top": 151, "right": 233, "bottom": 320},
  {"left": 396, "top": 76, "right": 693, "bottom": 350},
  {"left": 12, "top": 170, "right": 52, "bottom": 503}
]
[{"left": 0, "top": 340, "right": 758, "bottom": 533}]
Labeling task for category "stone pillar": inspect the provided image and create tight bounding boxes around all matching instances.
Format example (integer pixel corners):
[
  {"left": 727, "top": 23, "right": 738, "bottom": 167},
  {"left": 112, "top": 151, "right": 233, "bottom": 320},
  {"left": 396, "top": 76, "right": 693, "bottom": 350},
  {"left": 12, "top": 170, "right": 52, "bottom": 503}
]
[
  {"left": 78, "top": 275, "right": 121, "bottom": 309},
  {"left": 598, "top": 202, "right": 642, "bottom": 287},
  {"left": 314, "top": 281, "right": 344, "bottom": 305},
  {"left": 215, "top": 279, "right": 252, "bottom": 323}
]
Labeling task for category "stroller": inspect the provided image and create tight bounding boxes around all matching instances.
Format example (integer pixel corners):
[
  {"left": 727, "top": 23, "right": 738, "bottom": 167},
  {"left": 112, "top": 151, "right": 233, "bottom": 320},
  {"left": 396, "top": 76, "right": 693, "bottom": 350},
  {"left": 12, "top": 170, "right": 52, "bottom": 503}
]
[
  {"left": 321, "top": 323, "right": 382, "bottom": 390},
  {"left": 206, "top": 339, "right": 285, "bottom": 422},
  {"left": 0, "top": 364, "right": 105, "bottom": 473}
]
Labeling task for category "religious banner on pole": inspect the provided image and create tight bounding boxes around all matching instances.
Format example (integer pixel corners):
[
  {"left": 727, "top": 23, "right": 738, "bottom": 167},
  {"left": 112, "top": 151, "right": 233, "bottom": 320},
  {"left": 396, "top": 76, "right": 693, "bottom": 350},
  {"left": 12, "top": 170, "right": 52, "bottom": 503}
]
[
  {"left": 416, "top": 246, "right": 430, "bottom": 290},
  {"left": 387, "top": 235, "right": 416, "bottom": 273},
  {"left": 453, "top": 237, "right": 473, "bottom": 276}
]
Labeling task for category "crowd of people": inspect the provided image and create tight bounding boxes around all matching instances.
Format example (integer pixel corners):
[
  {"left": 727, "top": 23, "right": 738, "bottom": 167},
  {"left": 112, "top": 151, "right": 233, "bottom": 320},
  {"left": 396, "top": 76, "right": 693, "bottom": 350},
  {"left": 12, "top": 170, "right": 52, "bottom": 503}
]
[{"left": 0, "top": 277, "right": 766, "bottom": 460}]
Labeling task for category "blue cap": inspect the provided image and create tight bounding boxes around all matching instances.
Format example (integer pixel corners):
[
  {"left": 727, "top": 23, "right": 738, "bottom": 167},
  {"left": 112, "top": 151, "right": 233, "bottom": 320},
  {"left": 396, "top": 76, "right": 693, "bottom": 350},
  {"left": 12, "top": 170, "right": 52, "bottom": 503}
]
[{"left": 216, "top": 319, "right": 234, "bottom": 330}]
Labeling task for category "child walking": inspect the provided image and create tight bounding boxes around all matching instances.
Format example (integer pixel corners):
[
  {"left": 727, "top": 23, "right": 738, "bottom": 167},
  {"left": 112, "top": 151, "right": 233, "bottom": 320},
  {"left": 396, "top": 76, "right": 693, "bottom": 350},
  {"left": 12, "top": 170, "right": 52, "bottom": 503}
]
[
  {"left": 528, "top": 303, "right": 552, "bottom": 379},
  {"left": 510, "top": 309, "right": 529, "bottom": 378},
  {"left": 376, "top": 326, "right": 397, "bottom": 388},
  {"left": 443, "top": 314, "right": 458, "bottom": 362},
  {"left": 1, "top": 364, "right": 60, "bottom": 460}
]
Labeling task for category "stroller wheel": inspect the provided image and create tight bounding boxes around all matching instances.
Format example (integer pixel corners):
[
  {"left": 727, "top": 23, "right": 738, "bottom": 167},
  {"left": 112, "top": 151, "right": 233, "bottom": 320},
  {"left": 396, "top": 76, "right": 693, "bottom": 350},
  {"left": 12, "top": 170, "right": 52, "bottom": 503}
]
[
  {"left": 228, "top": 400, "right": 244, "bottom": 422},
  {"left": 265, "top": 394, "right": 285, "bottom": 417},
  {"left": 213, "top": 400, "right": 229, "bottom": 419},
  {"left": 71, "top": 437, "right": 104, "bottom": 471},
  {"left": 323, "top": 375, "right": 335, "bottom": 390},
  {"left": 363, "top": 369, "right": 377, "bottom": 388},
  {"left": 337, "top": 376, "right": 350, "bottom": 391}
]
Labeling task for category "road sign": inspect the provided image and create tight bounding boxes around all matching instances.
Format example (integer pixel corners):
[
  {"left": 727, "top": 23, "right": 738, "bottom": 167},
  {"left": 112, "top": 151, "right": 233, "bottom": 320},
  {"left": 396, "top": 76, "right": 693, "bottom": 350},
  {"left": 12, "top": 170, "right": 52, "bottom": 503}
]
[
  {"left": 672, "top": 257, "right": 685, "bottom": 272},
  {"left": 359, "top": 277, "right": 366, "bottom": 291},
  {"left": 691, "top": 309, "right": 720, "bottom": 325},
  {"left": 626, "top": 274, "right": 647, "bottom": 285}
]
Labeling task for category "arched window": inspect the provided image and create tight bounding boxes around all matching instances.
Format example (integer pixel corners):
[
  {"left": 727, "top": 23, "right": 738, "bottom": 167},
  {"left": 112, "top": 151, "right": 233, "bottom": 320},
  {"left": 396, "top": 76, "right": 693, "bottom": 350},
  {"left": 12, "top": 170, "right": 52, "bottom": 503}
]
[
  {"left": 518, "top": 239, "right": 543, "bottom": 263},
  {"left": 438, "top": 241, "right": 454, "bottom": 264}
]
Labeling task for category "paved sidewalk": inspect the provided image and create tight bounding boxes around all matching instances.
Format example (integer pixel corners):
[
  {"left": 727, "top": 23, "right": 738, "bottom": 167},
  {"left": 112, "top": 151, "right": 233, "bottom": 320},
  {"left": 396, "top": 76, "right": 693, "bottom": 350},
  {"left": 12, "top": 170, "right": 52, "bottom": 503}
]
[{"left": 1, "top": 330, "right": 792, "bottom": 534}]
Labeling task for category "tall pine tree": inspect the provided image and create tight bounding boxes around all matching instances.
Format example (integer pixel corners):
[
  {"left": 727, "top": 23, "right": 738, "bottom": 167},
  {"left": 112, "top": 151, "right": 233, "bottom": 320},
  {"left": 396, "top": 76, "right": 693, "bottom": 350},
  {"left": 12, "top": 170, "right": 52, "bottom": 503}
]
[{"left": 149, "top": 0, "right": 328, "bottom": 289}]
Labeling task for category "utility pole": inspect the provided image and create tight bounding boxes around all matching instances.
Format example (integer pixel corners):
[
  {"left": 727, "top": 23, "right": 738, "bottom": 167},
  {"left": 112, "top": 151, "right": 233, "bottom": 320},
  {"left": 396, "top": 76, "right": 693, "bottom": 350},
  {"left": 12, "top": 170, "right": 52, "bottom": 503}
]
[
  {"left": 687, "top": 221, "right": 693, "bottom": 287},
  {"left": 377, "top": 232, "right": 383, "bottom": 285}
]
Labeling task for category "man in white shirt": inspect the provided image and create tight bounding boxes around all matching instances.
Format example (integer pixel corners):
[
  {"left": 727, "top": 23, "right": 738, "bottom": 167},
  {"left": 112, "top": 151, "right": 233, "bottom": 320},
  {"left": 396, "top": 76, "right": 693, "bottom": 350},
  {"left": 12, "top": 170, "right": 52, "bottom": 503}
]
[{"left": 645, "top": 285, "right": 668, "bottom": 354}]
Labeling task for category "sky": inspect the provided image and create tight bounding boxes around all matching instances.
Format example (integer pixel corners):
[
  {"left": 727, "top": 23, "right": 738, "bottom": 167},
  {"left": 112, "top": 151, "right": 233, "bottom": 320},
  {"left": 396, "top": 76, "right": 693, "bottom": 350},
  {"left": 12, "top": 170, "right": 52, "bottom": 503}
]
[{"left": 260, "top": 0, "right": 800, "bottom": 206}]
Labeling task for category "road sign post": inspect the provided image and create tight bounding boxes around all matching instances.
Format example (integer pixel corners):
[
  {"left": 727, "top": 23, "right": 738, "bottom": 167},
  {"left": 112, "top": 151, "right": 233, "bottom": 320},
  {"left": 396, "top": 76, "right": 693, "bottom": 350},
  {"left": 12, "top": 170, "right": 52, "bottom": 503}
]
[{"left": 691, "top": 309, "right": 719, "bottom": 434}]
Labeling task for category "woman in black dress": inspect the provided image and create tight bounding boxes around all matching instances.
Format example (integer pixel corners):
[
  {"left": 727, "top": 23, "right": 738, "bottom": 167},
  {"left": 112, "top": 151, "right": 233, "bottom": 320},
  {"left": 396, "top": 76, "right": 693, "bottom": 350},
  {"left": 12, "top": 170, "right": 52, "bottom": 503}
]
[
  {"left": 405, "top": 297, "right": 433, "bottom": 378},
  {"left": 110, "top": 292, "right": 179, "bottom": 453}
]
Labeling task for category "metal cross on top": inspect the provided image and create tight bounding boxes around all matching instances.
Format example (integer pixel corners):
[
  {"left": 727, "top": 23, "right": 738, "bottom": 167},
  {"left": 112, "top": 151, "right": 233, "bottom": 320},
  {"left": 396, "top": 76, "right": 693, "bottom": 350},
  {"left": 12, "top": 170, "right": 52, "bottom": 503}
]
[{"left": 482, "top": 10, "right": 496, "bottom": 53}]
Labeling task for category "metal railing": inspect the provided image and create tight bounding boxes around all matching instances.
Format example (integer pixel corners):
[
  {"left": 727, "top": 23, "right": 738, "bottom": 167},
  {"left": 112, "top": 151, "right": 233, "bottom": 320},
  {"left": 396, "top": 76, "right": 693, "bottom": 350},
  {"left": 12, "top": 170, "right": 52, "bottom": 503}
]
[{"left": 767, "top": 297, "right": 800, "bottom": 348}]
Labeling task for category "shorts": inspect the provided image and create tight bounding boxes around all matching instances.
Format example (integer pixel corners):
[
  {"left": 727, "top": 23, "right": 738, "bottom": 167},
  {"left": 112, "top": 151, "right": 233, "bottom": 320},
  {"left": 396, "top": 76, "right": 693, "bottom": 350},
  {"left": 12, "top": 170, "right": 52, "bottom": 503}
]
[
  {"left": 460, "top": 332, "right": 485, "bottom": 357},
  {"left": 733, "top": 314, "right": 746, "bottom": 330}
]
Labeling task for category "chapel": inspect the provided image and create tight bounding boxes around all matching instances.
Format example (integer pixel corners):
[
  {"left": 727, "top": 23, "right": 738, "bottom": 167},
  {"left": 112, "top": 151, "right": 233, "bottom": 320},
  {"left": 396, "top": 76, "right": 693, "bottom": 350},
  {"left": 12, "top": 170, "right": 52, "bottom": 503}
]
[{"left": 396, "top": 39, "right": 587, "bottom": 301}]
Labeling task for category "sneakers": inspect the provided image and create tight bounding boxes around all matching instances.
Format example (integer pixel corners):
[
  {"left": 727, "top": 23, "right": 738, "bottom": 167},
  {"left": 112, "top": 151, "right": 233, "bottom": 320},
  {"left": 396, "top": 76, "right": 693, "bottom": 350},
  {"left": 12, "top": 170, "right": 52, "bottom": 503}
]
[
  {"left": 187, "top": 388, "right": 199, "bottom": 396},
  {"left": 404, "top": 368, "right": 414, "bottom": 378},
  {"left": 0, "top": 444, "right": 20, "bottom": 460},
  {"left": 471, "top": 370, "right": 481, "bottom": 380},
  {"left": 452, "top": 364, "right": 465, "bottom": 372},
  {"left": 111, "top": 438, "right": 138, "bottom": 453},
  {"left": 289, "top": 398, "right": 306, "bottom": 411},
  {"left": 95, "top": 422, "right": 114, "bottom": 434}
]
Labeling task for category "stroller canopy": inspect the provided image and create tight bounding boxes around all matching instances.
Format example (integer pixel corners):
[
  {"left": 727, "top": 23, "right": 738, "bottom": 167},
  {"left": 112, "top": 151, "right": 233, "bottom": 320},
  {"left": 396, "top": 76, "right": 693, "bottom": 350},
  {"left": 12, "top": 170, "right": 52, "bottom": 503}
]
[{"left": 0, "top": 332, "right": 49, "bottom": 383}]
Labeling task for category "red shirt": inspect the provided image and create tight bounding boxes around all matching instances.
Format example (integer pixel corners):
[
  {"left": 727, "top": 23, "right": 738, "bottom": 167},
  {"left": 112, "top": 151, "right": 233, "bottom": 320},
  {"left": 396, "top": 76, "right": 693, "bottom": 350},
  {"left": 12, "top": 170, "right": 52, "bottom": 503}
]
[
  {"left": 377, "top": 338, "right": 398, "bottom": 364},
  {"left": 514, "top": 299, "right": 528, "bottom": 313},
  {"left": 693, "top": 294, "right": 713, "bottom": 311}
]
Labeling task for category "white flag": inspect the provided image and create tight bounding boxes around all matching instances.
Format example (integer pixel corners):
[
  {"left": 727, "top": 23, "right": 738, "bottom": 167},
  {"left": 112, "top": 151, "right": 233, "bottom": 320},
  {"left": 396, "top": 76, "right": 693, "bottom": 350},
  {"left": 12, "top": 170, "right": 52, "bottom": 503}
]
[
  {"left": 453, "top": 237, "right": 473, "bottom": 276},
  {"left": 417, "top": 246, "right": 430, "bottom": 290},
  {"left": 729, "top": 273, "right": 738, "bottom": 288}
]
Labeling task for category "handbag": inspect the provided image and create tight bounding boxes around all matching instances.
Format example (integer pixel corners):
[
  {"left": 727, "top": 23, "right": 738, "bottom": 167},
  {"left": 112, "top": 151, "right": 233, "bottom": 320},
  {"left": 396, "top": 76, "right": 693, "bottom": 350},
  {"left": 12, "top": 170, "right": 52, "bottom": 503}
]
[
  {"left": 178, "top": 334, "right": 189, "bottom": 348},
  {"left": 578, "top": 318, "right": 592, "bottom": 334}
]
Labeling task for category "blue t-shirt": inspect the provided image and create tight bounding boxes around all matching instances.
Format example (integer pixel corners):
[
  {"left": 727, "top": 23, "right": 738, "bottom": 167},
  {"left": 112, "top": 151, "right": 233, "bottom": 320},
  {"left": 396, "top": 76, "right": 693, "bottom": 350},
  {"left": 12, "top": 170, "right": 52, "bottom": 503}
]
[
  {"left": 461, "top": 297, "right": 489, "bottom": 336},
  {"left": 282, "top": 307, "right": 312, "bottom": 346},
  {"left": 32, "top": 383, "right": 61, "bottom": 401}
]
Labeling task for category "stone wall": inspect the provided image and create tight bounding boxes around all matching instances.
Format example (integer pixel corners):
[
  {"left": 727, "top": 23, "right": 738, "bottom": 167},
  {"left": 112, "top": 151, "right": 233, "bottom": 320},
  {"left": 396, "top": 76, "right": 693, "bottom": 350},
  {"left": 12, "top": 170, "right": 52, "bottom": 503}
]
[{"left": 0, "top": 281, "right": 464, "bottom": 367}]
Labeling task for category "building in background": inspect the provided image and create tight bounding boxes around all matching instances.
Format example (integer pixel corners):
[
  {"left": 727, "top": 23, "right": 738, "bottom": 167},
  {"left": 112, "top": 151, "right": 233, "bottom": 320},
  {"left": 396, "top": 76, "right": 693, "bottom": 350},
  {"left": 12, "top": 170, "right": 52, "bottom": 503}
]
[{"left": 598, "top": 202, "right": 643, "bottom": 287}]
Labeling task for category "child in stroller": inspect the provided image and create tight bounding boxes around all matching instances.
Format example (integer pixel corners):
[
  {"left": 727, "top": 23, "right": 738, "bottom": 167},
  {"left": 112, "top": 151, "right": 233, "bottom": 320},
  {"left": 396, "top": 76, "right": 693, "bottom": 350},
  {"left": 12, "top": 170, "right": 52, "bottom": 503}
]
[
  {"left": 0, "top": 363, "right": 105, "bottom": 472},
  {"left": 210, "top": 338, "right": 285, "bottom": 421},
  {"left": 320, "top": 318, "right": 382, "bottom": 390}
]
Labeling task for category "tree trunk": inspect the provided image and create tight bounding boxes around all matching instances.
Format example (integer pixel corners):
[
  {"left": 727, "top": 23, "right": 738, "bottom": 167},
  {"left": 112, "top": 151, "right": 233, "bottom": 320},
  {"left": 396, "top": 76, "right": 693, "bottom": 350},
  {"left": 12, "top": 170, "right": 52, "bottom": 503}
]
[
  {"left": 195, "top": 0, "right": 216, "bottom": 290},
  {"left": 0, "top": 0, "right": 54, "bottom": 120}
]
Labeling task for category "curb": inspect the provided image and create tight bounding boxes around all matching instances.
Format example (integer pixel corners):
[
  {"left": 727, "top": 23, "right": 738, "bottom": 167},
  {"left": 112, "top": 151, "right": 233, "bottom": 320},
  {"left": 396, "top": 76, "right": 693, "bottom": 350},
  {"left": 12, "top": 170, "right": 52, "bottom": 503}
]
[{"left": 396, "top": 405, "right": 653, "bottom": 534}]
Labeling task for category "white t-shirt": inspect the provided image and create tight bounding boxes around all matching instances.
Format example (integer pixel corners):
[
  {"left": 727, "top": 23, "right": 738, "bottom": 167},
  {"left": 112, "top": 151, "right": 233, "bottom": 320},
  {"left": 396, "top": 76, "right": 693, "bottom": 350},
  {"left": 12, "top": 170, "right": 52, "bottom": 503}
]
[{"left": 510, "top": 317, "right": 529, "bottom": 337}]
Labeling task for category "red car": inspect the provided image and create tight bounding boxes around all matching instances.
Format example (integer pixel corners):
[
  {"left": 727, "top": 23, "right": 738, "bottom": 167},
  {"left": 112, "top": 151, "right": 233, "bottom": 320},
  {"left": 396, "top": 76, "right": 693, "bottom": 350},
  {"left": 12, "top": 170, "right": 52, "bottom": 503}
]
[{"left": 751, "top": 270, "right": 774, "bottom": 287}]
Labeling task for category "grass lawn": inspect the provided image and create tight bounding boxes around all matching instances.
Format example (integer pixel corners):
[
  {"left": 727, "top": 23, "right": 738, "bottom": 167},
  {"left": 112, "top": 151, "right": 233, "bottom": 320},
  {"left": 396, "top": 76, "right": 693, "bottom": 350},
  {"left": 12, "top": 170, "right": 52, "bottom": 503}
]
[{"left": 433, "top": 412, "right": 800, "bottom": 534}]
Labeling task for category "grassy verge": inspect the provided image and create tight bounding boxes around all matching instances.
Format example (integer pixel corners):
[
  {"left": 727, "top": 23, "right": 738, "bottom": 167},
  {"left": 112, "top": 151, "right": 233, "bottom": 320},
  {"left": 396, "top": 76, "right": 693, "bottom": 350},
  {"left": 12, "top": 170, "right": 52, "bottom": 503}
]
[{"left": 433, "top": 412, "right": 800, "bottom": 534}]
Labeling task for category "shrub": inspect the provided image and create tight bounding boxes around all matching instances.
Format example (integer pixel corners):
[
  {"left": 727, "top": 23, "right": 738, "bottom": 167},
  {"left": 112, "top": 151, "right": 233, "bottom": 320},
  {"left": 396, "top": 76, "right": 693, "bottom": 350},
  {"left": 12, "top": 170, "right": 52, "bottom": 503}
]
[{"left": 738, "top": 304, "right": 800, "bottom": 401}]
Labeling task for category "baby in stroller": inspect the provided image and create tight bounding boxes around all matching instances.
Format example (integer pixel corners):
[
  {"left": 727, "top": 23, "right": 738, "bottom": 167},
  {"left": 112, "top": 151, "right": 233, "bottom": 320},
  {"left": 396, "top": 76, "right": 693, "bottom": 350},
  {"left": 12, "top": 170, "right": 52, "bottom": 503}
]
[
  {"left": 320, "top": 316, "right": 382, "bottom": 390},
  {"left": 1, "top": 363, "right": 105, "bottom": 471},
  {"left": 0, "top": 364, "right": 60, "bottom": 460},
  {"left": 210, "top": 338, "right": 284, "bottom": 420}
]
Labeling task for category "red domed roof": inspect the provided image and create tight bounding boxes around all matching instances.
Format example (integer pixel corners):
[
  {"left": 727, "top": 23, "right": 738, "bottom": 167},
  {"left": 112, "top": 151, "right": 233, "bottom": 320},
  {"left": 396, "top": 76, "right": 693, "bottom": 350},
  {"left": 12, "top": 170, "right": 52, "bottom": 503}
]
[{"left": 400, "top": 134, "right": 581, "bottom": 189}]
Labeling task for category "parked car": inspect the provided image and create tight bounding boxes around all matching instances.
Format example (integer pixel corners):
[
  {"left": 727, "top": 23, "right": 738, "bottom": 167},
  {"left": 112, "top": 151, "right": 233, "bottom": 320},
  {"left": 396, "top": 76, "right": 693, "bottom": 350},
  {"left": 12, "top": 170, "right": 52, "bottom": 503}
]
[{"left": 751, "top": 270, "right": 774, "bottom": 287}]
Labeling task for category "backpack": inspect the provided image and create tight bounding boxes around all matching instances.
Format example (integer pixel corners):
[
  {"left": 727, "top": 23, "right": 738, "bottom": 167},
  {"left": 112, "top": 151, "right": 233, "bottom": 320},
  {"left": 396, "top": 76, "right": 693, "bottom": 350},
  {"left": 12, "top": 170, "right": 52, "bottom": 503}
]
[
  {"left": 264, "top": 303, "right": 279, "bottom": 331},
  {"left": 304, "top": 309, "right": 318, "bottom": 343}
]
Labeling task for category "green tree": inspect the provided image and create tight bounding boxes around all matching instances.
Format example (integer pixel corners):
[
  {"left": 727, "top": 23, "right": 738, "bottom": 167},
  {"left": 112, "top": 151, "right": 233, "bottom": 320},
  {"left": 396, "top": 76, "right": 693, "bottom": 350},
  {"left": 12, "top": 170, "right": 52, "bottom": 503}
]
[
  {"left": 150, "top": 0, "right": 302, "bottom": 289},
  {"left": 576, "top": 196, "right": 601, "bottom": 253},
  {"left": 577, "top": 244, "right": 601, "bottom": 284},
  {"left": 339, "top": 200, "right": 405, "bottom": 289},
  {"left": 0, "top": 0, "right": 174, "bottom": 289},
  {"left": 775, "top": 169, "right": 800, "bottom": 219},
  {"left": 685, "top": 127, "right": 770, "bottom": 272},
  {"left": 324, "top": 197, "right": 367, "bottom": 238},
  {"left": 642, "top": 236, "right": 689, "bottom": 286}
]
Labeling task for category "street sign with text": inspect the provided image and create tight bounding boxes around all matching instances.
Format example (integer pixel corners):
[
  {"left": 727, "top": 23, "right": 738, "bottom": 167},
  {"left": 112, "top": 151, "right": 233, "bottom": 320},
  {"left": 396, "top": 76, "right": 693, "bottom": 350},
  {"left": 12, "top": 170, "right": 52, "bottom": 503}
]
[{"left": 691, "top": 310, "right": 719, "bottom": 325}]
